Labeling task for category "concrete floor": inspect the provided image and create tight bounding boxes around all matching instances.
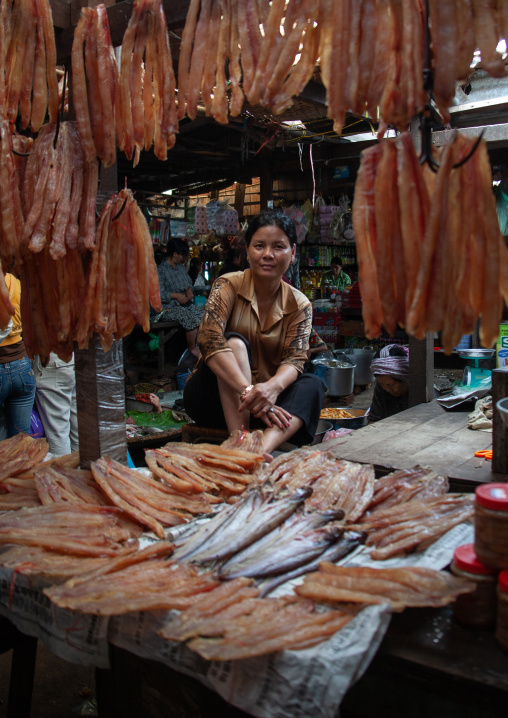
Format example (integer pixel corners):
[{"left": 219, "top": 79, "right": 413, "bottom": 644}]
[{"left": 0, "top": 639, "right": 95, "bottom": 718}]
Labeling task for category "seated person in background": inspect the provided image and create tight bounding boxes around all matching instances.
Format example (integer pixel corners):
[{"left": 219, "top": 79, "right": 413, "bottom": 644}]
[
  {"left": 155, "top": 238, "right": 203, "bottom": 358},
  {"left": 0, "top": 274, "right": 36, "bottom": 436},
  {"left": 188, "top": 257, "right": 206, "bottom": 287},
  {"left": 219, "top": 247, "right": 244, "bottom": 276},
  {"left": 184, "top": 209, "right": 324, "bottom": 456},
  {"left": 368, "top": 344, "right": 409, "bottom": 423},
  {"left": 320, "top": 257, "right": 352, "bottom": 292}
]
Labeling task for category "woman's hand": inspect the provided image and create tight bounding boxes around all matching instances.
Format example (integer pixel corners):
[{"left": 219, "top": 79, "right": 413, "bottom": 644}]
[
  {"left": 173, "top": 292, "right": 190, "bottom": 305},
  {"left": 239, "top": 382, "right": 292, "bottom": 429}
]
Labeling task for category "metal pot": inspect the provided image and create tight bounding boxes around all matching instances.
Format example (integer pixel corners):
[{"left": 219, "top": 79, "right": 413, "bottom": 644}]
[
  {"left": 315, "top": 360, "right": 356, "bottom": 397},
  {"left": 325, "top": 407, "right": 369, "bottom": 430},
  {"left": 311, "top": 419, "right": 333, "bottom": 445},
  {"left": 342, "top": 347, "right": 376, "bottom": 385}
]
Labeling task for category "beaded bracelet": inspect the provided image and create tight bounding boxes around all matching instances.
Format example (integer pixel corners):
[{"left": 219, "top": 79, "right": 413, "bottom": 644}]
[{"left": 240, "top": 384, "right": 254, "bottom": 401}]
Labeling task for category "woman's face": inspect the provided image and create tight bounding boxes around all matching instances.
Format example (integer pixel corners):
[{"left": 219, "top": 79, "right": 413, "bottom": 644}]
[
  {"left": 246, "top": 225, "right": 295, "bottom": 280},
  {"left": 376, "top": 374, "right": 409, "bottom": 397},
  {"left": 169, "top": 251, "right": 186, "bottom": 265}
]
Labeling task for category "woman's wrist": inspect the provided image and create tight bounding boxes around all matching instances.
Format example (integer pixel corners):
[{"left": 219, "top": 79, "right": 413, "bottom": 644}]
[{"left": 240, "top": 384, "right": 254, "bottom": 401}]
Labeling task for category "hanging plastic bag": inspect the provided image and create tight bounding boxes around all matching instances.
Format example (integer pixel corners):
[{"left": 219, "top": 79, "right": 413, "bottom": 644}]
[
  {"left": 495, "top": 184, "right": 508, "bottom": 236},
  {"left": 313, "top": 195, "right": 326, "bottom": 230}
]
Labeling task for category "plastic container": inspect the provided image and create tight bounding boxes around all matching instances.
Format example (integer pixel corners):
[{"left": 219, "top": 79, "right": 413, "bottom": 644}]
[
  {"left": 176, "top": 370, "right": 191, "bottom": 390},
  {"left": 450, "top": 544, "right": 498, "bottom": 627},
  {"left": 496, "top": 571, "right": 508, "bottom": 652},
  {"left": 474, "top": 484, "right": 508, "bottom": 569}
]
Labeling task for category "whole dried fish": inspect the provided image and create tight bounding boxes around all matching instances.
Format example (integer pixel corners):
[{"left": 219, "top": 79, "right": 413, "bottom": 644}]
[
  {"left": 219, "top": 508, "right": 345, "bottom": 580},
  {"left": 259, "top": 529, "right": 367, "bottom": 597},
  {"left": 176, "top": 486, "right": 312, "bottom": 564}
]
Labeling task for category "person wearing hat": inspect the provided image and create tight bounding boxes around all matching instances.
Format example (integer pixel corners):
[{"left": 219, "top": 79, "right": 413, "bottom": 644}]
[{"left": 368, "top": 344, "right": 410, "bottom": 423}]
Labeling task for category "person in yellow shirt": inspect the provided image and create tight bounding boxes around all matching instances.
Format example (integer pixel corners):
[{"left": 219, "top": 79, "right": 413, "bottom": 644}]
[{"left": 0, "top": 274, "right": 36, "bottom": 436}]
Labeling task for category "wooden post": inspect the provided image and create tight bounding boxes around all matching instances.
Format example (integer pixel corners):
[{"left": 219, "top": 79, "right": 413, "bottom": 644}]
[
  {"left": 75, "top": 337, "right": 127, "bottom": 469},
  {"left": 408, "top": 333, "right": 434, "bottom": 407},
  {"left": 492, "top": 366, "right": 508, "bottom": 477},
  {"left": 234, "top": 182, "right": 246, "bottom": 216},
  {"left": 75, "top": 155, "right": 127, "bottom": 468}
]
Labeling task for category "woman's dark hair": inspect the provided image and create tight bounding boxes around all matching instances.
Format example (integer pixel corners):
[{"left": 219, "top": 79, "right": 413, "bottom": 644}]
[
  {"left": 166, "top": 238, "right": 190, "bottom": 258},
  {"left": 331, "top": 256, "right": 343, "bottom": 266},
  {"left": 244, "top": 209, "right": 297, "bottom": 247},
  {"left": 188, "top": 257, "right": 202, "bottom": 283},
  {"left": 225, "top": 247, "right": 243, "bottom": 263}
]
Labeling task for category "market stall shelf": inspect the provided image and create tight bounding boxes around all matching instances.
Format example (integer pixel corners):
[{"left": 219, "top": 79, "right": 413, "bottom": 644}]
[{"left": 318, "top": 400, "right": 503, "bottom": 490}]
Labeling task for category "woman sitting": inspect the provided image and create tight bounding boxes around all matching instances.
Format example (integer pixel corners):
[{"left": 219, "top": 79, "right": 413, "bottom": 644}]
[
  {"left": 368, "top": 344, "right": 409, "bottom": 423},
  {"left": 184, "top": 210, "right": 324, "bottom": 455},
  {"left": 155, "top": 238, "right": 203, "bottom": 358}
]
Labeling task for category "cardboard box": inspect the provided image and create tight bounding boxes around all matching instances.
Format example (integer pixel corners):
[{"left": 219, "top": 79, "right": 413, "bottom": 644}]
[{"left": 496, "top": 322, "right": 508, "bottom": 367}]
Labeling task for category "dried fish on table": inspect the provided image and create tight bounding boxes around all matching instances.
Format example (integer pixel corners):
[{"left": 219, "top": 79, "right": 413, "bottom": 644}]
[
  {"left": 44, "top": 548, "right": 221, "bottom": 616},
  {"left": 349, "top": 494, "right": 475, "bottom": 560},
  {"left": 145, "top": 442, "right": 264, "bottom": 502},
  {"left": 364, "top": 466, "right": 449, "bottom": 515},
  {"left": 160, "top": 577, "right": 260, "bottom": 642},
  {"left": 0, "top": 543, "right": 140, "bottom": 584},
  {"left": 0, "top": 434, "right": 48, "bottom": 481},
  {"left": 174, "top": 486, "right": 312, "bottom": 564},
  {"left": 220, "top": 429, "right": 265, "bottom": 454},
  {"left": 183, "top": 595, "right": 357, "bottom": 661},
  {"left": 0, "top": 504, "right": 136, "bottom": 557},
  {"left": 296, "top": 563, "right": 476, "bottom": 611},
  {"left": 91, "top": 456, "right": 190, "bottom": 539}
]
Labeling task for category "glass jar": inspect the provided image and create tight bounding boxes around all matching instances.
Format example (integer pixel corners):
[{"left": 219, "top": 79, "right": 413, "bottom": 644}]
[
  {"left": 474, "top": 484, "right": 508, "bottom": 569},
  {"left": 496, "top": 571, "right": 508, "bottom": 652},
  {"left": 450, "top": 544, "right": 498, "bottom": 627}
]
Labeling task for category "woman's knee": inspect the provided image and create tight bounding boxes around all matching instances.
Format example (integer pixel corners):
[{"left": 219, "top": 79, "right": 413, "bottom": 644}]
[{"left": 226, "top": 336, "right": 249, "bottom": 358}]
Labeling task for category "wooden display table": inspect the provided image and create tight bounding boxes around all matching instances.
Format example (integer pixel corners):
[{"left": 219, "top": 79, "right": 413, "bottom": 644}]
[{"left": 318, "top": 399, "right": 505, "bottom": 490}]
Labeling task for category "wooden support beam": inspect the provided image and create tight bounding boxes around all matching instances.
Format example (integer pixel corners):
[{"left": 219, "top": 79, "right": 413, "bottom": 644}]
[
  {"left": 408, "top": 333, "right": 434, "bottom": 407},
  {"left": 492, "top": 366, "right": 508, "bottom": 477}
]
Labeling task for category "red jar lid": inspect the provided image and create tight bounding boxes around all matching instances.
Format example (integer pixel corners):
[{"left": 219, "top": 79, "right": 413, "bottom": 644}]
[
  {"left": 499, "top": 571, "right": 508, "bottom": 594},
  {"left": 453, "top": 544, "right": 497, "bottom": 575},
  {"left": 475, "top": 483, "right": 508, "bottom": 511}
]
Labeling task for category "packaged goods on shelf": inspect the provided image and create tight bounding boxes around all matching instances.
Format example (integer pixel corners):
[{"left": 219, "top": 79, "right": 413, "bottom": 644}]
[
  {"left": 313, "top": 314, "right": 341, "bottom": 327},
  {"left": 340, "top": 320, "right": 366, "bottom": 337},
  {"left": 187, "top": 205, "right": 208, "bottom": 233},
  {"left": 169, "top": 220, "right": 189, "bottom": 238}
]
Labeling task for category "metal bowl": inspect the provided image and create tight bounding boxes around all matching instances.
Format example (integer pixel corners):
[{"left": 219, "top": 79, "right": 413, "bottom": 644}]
[
  {"left": 496, "top": 398, "right": 508, "bottom": 429},
  {"left": 320, "top": 407, "right": 369, "bottom": 430},
  {"left": 311, "top": 419, "right": 333, "bottom": 445},
  {"left": 457, "top": 349, "right": 496, "bottom": 359}
]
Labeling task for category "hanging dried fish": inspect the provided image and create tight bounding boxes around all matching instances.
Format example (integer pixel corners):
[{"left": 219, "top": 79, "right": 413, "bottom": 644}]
[
  {"left": 76, "top": 189, "right": 161, "bottom": 352},
  {"left": 353, "top": 131, "right": 508, "bottom": 352},
  {"left": 118, "top": 0, "right": 177, "bottom": 163},
  {"left": 72, "top": 5, "right": 120, "bottom": 167},
  {"left": 3, "top": 0, "right": 58, "bottom": 131}
]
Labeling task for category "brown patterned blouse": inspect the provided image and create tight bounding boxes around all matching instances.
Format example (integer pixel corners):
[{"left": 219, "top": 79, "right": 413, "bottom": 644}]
[{"left": 197, "top": 269, "right": 312, "bottom": 384}]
